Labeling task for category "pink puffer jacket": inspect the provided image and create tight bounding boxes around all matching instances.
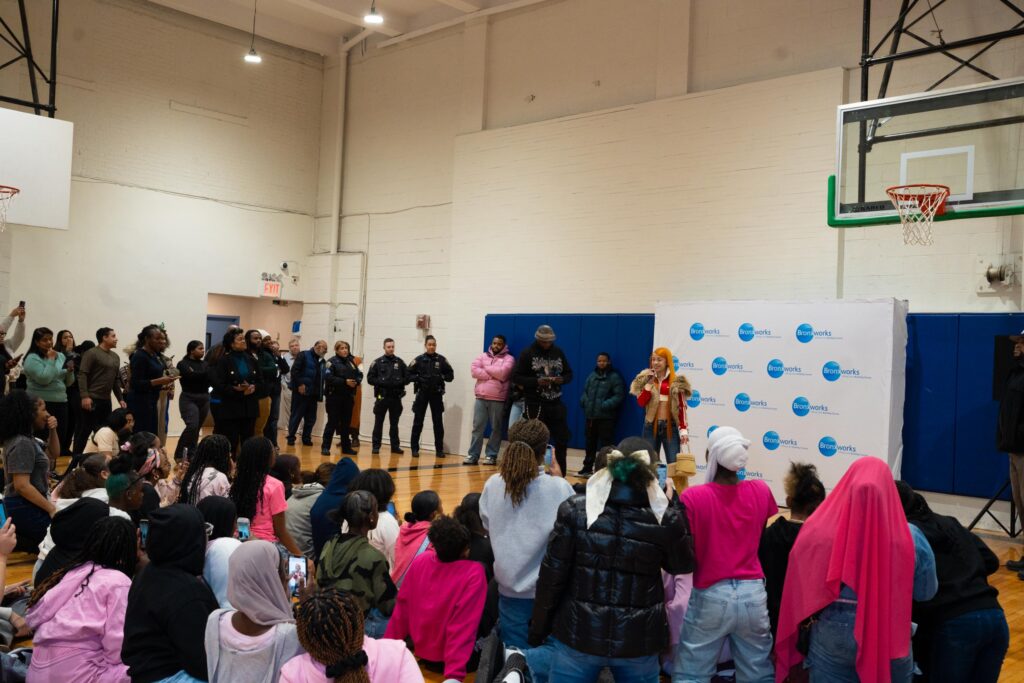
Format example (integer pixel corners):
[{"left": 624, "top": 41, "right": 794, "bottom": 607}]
[{"left": 470, "top": 348, "right": 514, "bottom": 401}]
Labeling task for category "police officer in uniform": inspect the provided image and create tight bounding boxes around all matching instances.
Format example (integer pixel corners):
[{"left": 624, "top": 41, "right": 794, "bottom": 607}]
[
  {"left": 367, "top": 337, "right": 408, "bottom": 455},
  {"left": 408, "top": 335, "right": 455, "bottom": 458}
]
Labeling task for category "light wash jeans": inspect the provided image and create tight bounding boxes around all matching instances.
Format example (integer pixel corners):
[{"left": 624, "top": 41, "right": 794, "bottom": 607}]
[
  {"left": 806, "top": 601, "right": 913, "bottom": 683},
  {"left": 551, "top": 638, "right": 660, "bottom": 683},
  {"left": 673, "top": 579, "right": 775, "bottom": 683},
  {"left": 509, "top": 400, "right": 525, "bottom": 428},
  {"left": 468, "top": 398, "right": 505, "bottom": 460},
  {"left": 155, "top": 672, "right": 204, "bottom": 683},
  {"left": 499, "top": 594, "right": 554, "bottom": 683}
]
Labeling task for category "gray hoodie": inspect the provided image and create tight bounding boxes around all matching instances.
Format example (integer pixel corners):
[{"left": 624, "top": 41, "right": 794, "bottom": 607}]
[{"left": 285, "top": 483, "right": 324, "bottom": 560}]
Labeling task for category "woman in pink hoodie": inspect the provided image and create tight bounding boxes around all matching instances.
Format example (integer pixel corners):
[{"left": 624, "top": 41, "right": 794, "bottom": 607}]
[
  {"left": 26, "top": 516, "right": 139, "bottom": 683},
  {"left": 280, "top": 587, "right": 423, "bottom": 683},
  {"left": 390, "top": 490, "right": 442, "bottom": 587}
]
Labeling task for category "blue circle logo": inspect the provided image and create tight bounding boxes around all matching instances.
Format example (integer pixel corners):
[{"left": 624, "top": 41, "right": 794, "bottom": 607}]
[
  {"left": 763, "top": 430, "right": 780, "bottom": 450},
  {"left": 818, "top": 436, "right": 837, "bottom": 457},
  {"left": 792, "top": 396, "right": 810, "bottom": 417},
  {"left": 712, "top": 356, "right": 729, "bottom": 375},
  {"left": 687, "top": 390, "right": 701, "bottom": 409},
  {"left": 796, "top": 323, "right": 814, "bottom": 343},
  {"left": 822, "top": 361, "right": 842, "bottom": 382},
  {"left": 734, "top": 392, "right": 751, "bottom": 412},
  {"left": 737, "top": 468, "right": 747, "bottom": 481},
  {"left": 672, "top": 355, "right": 680, "bottom": 372},
  {"left": 690, "top": 323, "right": 705, "bottom": 341},
  {"left": 707, "top": 425, "right": 718, "bottom": 436},
  {"left": 767, "top": 358, "right": 785, "bottom": 379},
  {"left": 738, "top": 323, "right": 755, "bottom": 342}
]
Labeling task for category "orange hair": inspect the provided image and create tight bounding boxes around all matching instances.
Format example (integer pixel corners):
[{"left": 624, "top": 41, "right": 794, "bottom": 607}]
[{"left": 651, "top": 347, "right": 676, "bottom": 383}]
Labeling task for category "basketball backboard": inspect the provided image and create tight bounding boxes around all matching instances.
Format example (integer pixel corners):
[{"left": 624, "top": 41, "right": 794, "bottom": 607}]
[
  {"left": 0, "top": 106, "right": 73, "bottom": 230},
  {"left": 831, "top": 77, "right": 1024, "bottom": 226}
]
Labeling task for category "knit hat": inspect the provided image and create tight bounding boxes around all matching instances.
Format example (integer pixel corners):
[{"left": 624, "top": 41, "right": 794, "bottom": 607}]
[{"left": 535, "top": 325, "right": 556, "bottom": 342}]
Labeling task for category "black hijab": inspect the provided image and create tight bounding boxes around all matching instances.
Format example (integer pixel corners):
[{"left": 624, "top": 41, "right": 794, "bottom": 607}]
[
  {"left": 197, "top": 496, "right": 237, "bottom": 540},
  {"left": 147, "top": 504, "right": 207, "bottom": 575},
  {"left": 36, "top": 498, "right": 110, "bottom": 585}
]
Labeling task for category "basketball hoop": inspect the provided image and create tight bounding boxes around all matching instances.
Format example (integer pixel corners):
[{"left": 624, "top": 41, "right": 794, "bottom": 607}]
[
  {"left": 0, "top": 186, "right": 19, "bottom": 233},
  {"left": 886, "top": 184, "right": 950, "bottom": 246}
]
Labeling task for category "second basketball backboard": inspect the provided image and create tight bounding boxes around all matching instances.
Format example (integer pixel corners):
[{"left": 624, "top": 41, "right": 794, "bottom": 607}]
[{"left": 0, "top": 106, "right": 73, "bottom": 230}]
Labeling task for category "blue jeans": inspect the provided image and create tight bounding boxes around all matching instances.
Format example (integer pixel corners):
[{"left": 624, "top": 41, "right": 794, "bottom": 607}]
[
  {"left": 498, "top": 595, "right": 554, "bottom": 683},
  {"left": 926, "top": 608, "right": 1008, "bottom": 683},
  {"left": 5, "top": 494, "right": 51, "bottom": 553},
  {"left": 468, "top": 399, "right": 505, "bottom": 460},
  {"left": 673, "top": 579, "right": 774, "bottom": 683},
  {"left": 364, "top": 608, "right": 390, "bottom": 638},
  {"left": 806, "top": 601, "right": 913, "bottom": 682},
  {"left": 155, "top": 672, "right": 204, "bottom": 683},
  {"left": 551, "top": 638, "right": 660, "bottom": 683},
  {"left": 509, "top": 400, "right": 524, "bottom": 429},
  {"left": 642, "top": 420, "right": 679, "bottom": 465}
]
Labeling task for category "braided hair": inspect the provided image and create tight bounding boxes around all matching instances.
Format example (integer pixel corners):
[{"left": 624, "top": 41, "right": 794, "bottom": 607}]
[
  {"left": 230, "top": 436, "right": 274, "bottom": 519},
  {"left": 508, "top": 418, "right": 549, "bottom": 458},
  {"left": 29, "top": 516, "right": 137, "bottom": 608},
  {"left": 498, "top": 442, "right": 540, "bottom": 508},
  {"left": 294, "top": 588, "right": 371, "bottom": 683},
  {"left": 178, "top": 434, "right": 233, "bottom": 505}
]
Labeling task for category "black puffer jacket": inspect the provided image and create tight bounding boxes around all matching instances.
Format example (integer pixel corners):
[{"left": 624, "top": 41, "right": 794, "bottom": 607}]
[
  {"left": 528, "top": 482, "right": 694, "bottom": 657},
  {"left": 997, "top": 361, "right": 1024, "bottom": 452}
]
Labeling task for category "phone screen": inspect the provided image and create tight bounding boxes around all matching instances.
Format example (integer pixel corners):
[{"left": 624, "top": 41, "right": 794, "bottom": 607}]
[
  {"left": 657, "top": 463, "right": 667, "bottom": 490},
  {"left": 544, "top": 445, "right": 553, "bottom": 468},
  {"left": 386, "top": 501, "right": 397, "bottom": 518},
  {"left": 0, "top": 502, "right": 8, "bottom": 527},
  {"left": 237, "top": 517, "right": 251, "bottom": 541},
  {"left": 288, "top": 555, "right": 308, "bottom": 597},
  {"left": 139, "top": 519, "right": 149, "bottom": 549}
]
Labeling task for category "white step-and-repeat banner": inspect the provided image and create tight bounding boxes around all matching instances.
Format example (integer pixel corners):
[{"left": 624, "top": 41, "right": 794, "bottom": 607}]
[{"left": 655, "top": 299, "right": 908, "bottom": 503}]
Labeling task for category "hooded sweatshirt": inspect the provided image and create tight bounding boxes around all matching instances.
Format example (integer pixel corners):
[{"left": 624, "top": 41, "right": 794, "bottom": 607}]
[
  {"left": 285, "top": 483, "right": 324, "bottom": 560},
  {"left": 278, "top": 637, "right": 423, "bottom": 683},
  {"left": 123, "top": 504, "right": 219, "bottom": 683},
  {"left": 470, "top": 347, "right": 515, "bottom": 402},
  {"left": 391, "top": 520, "right": 432, "bottom": 585},
  {"left": 318, "top": 534, "right": 397, "bottom": 615},
  {"left": 26, "top": 562, "right": 132, "bottom": 683},
  {"left": 309, "top": 458, "right": 360, "bottom": 559}
]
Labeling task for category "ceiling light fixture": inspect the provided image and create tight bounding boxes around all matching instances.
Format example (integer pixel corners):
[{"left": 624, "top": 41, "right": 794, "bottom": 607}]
[
  {"left": 364, "top": 0, "right": 384, "bottom": 25},
  {"left": 244, "top": 0, "right": 262, "bottom": 63}
]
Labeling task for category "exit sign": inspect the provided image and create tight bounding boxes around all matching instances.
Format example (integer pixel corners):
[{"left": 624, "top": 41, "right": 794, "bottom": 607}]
[{"left": 261, "top": 280, "right": 282, "bottom": 298}]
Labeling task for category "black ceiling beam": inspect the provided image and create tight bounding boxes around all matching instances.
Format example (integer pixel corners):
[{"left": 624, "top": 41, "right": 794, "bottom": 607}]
[{"left": 865, "top": 25, "right": 1024, "bottom": 65}]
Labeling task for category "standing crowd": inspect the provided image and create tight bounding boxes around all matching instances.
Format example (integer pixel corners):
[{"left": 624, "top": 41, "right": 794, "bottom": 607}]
[{"left": 0, "top": 310, "right": 1012, "bottom": 683}]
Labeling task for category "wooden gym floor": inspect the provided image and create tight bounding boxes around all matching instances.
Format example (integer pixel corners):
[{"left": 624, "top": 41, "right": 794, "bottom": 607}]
[{"left": 8, "top": 433, "right": 1023, "bottom": 682}]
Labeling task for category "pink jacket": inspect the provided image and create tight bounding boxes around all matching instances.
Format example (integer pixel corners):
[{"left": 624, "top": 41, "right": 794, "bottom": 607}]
[
  {"left": 471, "top": 348, "right": 514, "bottom": 402},
  {"left": 385, "top": 553, "right": 487, "bottom": 681},
  {"left": 278, "top": 637, "right": 424, "bottom": 683},
  {"left": 391, "top": 520, "right": 432, "bottom": 584},
  {"left": 26, "top": 562, "right": 131, "bottom": 683}
]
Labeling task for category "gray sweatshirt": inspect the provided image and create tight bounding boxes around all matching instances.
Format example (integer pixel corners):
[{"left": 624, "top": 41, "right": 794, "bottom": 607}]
[
  {"left": 284, "top": 483, "right": 323, "bottom": 560},
  {"left": 479, "top": 468, "right": 574, "bottom": 599}
]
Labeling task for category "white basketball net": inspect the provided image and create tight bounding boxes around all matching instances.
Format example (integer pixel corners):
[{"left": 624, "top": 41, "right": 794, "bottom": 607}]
[
  {"left": 886, "top": 184, "right": 949, "bottom": 246},
  {"left": 0, "top": 187, "right": 18, "bottom": 233}
]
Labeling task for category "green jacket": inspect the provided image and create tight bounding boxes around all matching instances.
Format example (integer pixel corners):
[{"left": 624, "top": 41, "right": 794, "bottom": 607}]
[
  {"left": 317, "top": 534, "right": 396, "bottom": 615},
  {"left": 579, "top": 368, "right": 625, "bottom": 420}
]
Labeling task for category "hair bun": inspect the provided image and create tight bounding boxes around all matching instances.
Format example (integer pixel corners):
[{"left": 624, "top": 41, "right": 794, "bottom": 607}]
[
  {"left": 403, "top": 511, "right": 416, "bottom": 524},
  {"left": 108, "top": 455, "right": 133, "bottom": 476},
  {"left": 325, "top": 650, "right": 369, "bottom": 677}
]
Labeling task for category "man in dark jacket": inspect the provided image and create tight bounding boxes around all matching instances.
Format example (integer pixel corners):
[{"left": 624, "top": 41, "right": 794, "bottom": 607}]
[
  {"left": 528, "top": 437, "right": 694, "bottom": 679},
  {"left": 408, "top": 335, "right": 455, "bottom": 458},
  {"left": 287, "top": 339, "right": 327, "bottom": 447},
  {"left": 999, "top": 332, "right": 1024, "bottom": 570},
  {"left": 122, "top": 504, "right": 218, "bottom": 682},
  {"left": 578, "top": 352, "right": 625, "bottom": 477},
  {"left": 367, "top": 337, "right": 408, "bottom": 455},
  {"left": 513, "top": 324, "right": 573, "bottom": 476}
]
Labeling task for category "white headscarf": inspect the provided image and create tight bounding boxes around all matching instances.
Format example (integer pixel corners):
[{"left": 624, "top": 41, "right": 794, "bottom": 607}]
[
  {"left": 705, "top": 426, "right": 750, "bottom": 483},
  {"left": 585, "top": 448, "right": 669, "bottom": 528}
]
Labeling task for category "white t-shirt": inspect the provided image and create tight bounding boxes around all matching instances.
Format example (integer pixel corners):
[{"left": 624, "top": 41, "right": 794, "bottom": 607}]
[
  {"left": 83, "top": 427, "right": 119, "bottom": 455},
  {"left": 37, "top": 488, "right": 131, "bottom": 560}
]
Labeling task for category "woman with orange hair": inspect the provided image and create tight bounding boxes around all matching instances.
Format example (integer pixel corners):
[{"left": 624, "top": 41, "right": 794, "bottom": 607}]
[{"left": 630, "top": 348, "right": 693, "bottom": 490}]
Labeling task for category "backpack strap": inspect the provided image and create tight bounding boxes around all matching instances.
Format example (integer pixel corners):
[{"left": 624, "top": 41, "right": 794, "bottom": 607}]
[{"left": 396, "top": 534, "right": 431, "bottom": 588}]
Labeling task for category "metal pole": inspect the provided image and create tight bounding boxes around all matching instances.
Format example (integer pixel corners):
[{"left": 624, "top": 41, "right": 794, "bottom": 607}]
[
  {"left": 877, "top": 0, "right": 912, "bottom": 102},
  {"left": 858, "top": 0, "right": 871, "bottom": 203},
  {"left": 47, "top": 0, "right": 58, "bottom": 117},
  {"left": 868, "top": 25, "right": 1024, "bottom": 65},
  {"left": 16, "top": 0, "right": 40, "bottom": 115}
]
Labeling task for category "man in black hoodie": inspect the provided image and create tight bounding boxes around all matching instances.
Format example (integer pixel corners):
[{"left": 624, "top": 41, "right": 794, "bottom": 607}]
[
  {"left": 513, "top": 324, "right": 573, "bottom": 476},
  {"left": 123, "top": 504, "right": 218, "bottom": 683}
]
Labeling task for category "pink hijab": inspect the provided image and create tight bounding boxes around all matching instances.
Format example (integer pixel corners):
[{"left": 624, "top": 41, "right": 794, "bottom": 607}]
[{"left": 775, "top": 457, "right": 914, "bottom": 683}]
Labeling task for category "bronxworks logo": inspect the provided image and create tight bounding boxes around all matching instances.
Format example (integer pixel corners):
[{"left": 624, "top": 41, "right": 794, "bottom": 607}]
[
  {"left": 792, "top": 396, "right": 837, "bottom": 417},
  {"left": 711, "top": 356, "right": 749, "bottom": 376},
  {"left": 734, "top": 392, "right": 773, "bottom": 412},
  {"left": 689, "top": 322, "right": 726, "bottom": 341},
  {"left": 687, "top": 390, "right": 720, "bottom": 409},
  {"left": 737, "top": 323, "right": 780, "bottom": 342},
  {"left": 822, "top": 361, "right": 870, "bottom": 382},
  {"left": 672, "top": 355, "right": 698, "bottom": 373},
  {"left": 795, "top": 323, "right": 842, "bottom": 343},
  {"left": 766, "top": 358, "right": 811, "bottom": 379},
  {"left": 763, "top": 431, "right": 806, "bottom": 451},
  {"left": 817, "top": 436, "right": 866, "bottom": 457}
]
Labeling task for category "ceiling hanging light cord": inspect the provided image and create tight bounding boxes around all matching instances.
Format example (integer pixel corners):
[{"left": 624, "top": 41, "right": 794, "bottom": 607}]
[
  {"left": 245, "top": 0, "right": 262, "bottom": 63},
  {"left": 364, "top": 0, "right": 384, "bottom": 25}
]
